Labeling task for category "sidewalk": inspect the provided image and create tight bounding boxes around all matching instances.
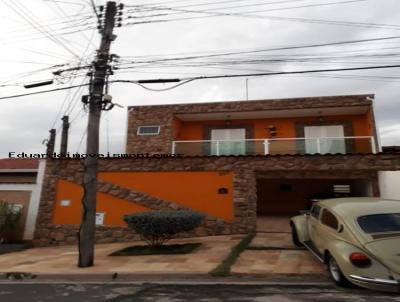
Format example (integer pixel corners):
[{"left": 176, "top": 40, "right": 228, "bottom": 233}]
[
  {"left": 0, "top": 235, "right": 242, "bottom": 278},
  {"left": 0, "top": 234, "right": 328, "bottom": 282}
]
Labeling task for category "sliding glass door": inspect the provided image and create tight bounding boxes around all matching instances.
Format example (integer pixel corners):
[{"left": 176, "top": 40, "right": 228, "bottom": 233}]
[
  {"left": 304, "top": 125, "right": 346, "bottom": 154},
  {"left": 211, "top": 128, "right": 246, "bottom": 155}
]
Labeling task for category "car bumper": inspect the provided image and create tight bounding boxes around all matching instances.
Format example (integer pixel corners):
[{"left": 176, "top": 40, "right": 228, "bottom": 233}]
[{"left": 349, "top": 274, "right": 400, "bottom": 291}]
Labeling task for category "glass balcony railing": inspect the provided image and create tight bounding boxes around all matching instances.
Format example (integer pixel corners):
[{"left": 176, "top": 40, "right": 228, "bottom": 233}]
[{"left": 172, "top": 136, "right": 376, "bottom": 156}]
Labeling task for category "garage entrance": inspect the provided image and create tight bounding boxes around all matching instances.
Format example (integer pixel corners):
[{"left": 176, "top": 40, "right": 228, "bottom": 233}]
[{"left": 256, "top": 177, "right": 374, "bottom": 232}]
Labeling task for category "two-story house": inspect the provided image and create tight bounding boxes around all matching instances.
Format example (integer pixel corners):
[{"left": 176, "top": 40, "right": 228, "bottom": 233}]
[{"left": 33, "top": 94, "right": 400, "bottom": 246}]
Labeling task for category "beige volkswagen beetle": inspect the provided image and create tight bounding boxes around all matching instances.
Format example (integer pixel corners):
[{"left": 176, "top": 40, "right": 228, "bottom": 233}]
[{"left": 290, "top": 197, "right": 400, "bottom": 292}]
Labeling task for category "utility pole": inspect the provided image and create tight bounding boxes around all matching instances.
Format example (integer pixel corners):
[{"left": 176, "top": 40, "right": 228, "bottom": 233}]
[
  {"left": 78, "top": 1, "right": 118, "bottom": 267},
  {"left": 46, "top": 129, "right": 56, "bottom": 156},
  {"left": 60, "top": 115, "right": 69, "bottom": 156},
  {"left": 245, "top": 78, "right": 249, "bottom": 100}
]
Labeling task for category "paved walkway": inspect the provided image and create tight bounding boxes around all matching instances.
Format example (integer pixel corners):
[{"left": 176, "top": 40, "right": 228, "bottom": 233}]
[
  {"left": 0, "top": 236, "right": 242, "bottom": 275},
  {"left": 250, "top": 232, "right": 294, "bottom": 249},
  {"left": 257, "top": 216, "right": 292, "bottom": 233}
]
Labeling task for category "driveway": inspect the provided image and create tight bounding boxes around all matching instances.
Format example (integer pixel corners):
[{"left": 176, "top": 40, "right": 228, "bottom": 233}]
[{"left": 232, "top": 220, "right": 326, "bottom": 276}]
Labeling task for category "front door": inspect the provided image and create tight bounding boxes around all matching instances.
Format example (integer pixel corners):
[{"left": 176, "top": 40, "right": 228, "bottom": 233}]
[
  {"left": 211, "top": 128, "right": 246, "bottom": 155},
  {"left": 304, "top": 125, "right": 345, "bottom": 154}
]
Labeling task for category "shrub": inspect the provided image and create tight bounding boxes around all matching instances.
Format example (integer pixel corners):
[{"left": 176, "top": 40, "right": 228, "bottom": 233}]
[
  {"left": 124, "top": 210, "right": 205, "bottom": 247},
  {"left": 0, "top": 201, "right": 22, "bottom": 244}
]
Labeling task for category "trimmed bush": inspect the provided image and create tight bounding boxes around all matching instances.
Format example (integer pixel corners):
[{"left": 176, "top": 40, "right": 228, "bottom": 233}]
[{"left": 124, "top": 210, "right": 205, "bottom": 246}]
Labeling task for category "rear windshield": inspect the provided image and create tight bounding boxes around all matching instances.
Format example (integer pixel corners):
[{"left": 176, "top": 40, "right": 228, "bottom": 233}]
[{"left": 357, "top": 213, "right": 400, "bottom": 234}]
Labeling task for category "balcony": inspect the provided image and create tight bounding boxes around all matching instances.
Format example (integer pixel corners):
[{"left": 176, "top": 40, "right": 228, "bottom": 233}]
[{"left": 172, "top": 136, "right": 376, "bottom": 156}]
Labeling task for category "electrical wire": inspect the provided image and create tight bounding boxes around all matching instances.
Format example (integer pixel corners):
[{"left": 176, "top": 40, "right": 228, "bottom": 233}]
[
  {"left": 124, "top": 2, "right": 400, "bottom": 31},
  {"left": 0, "top": 84, "right": 89, "bottom": 101},
  {"left": 114, "top": 35, "right": 400, "bottom": 66},
  {"left": 3, "top": 0, "right": 81, "bottom": 59},
  {"left": 127, "top": 0, "right": 368, "bottom": 18},
  {"left": 127, "top": 0, "right": 309, "bottom": 12},
  {"left": 1, "top": 64, "right": 400, "bottom": 101},
  {"left": 110, "top": 64, "right": 400, "bottom": 91},
  {"left": 49, "top": 0, "right": 97, "bottom": 50},
  {"left": 49, "top": 28, "right": 97, "bottom": 130},
  {"left": 90, "top": 0, "right": 102, "bottom": 25}
]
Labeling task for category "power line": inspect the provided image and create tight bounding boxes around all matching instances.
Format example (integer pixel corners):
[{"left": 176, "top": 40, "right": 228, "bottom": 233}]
[
  {"left": 4, "top": 0, "right": 81, "bottom": 59},
  {"left": 2, "top": 64, "right": 400, "bottom": 101},
  {"left": 49, "top": 28, "right": 97, "bottom": 130},
  {"left": 90, "top": 0, "right": 102, "bottom": 24},
  {"left": 124, "top": 2, "right": 400, "bottom": 31},
  {"left": 0, "top": 84, "right": 89, "bottom": 101},
  {"left": 111, "top": 64, "right": 400, "bottom": 90},
  {"left": 112, "top": 35, "right": 400, "bottom": 69},
  {"left": 129, "top": 0, "right": 308, "bottom": 10},
  {"left": 49, "top": 0, "right": 97, "bottom": 50},
  {"left": 6, "top": 13, "right": 94, "bottom": 35},
  {"left": 127, "top": 0, "right": 367, "bottom": 17}
]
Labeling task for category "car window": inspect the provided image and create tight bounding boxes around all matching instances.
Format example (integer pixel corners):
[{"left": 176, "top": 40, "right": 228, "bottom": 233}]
[
  {"left": 357, "top": 213, "right": 400, "bottom": 234},
  {"left": 310, "top": 205, "right": 321, "bottom": 219},
  {"left": 321, "top": 209, "right": 339, "bottom": 230}
]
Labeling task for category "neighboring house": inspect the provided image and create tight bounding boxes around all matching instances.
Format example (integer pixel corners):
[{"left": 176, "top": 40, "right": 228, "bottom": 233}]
[
  {"left": 0, "top": 159, "right": 45, "bottom": 242},
  {"left": 378, "top": 144, "right": 400, "bottom": 199},
  {"left": 33, "top": 94, "right": 400, "bottom": 246}
]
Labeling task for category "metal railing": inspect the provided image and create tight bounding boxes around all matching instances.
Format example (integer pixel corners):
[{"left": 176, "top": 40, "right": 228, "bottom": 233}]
[{"left": 172, "top": 136, "right": 376, "bottom": 156}]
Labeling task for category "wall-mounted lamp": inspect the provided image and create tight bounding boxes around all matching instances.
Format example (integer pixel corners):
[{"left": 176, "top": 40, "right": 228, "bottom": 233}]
[
  {"left": 268, "top": 125, "right": 277, "bottom": 137},
  {"left": 218, "top": 187, "right": 229, "bottom": 194},
  {"left": 224, "top": 115, "right": 232, "bottom": 126}
]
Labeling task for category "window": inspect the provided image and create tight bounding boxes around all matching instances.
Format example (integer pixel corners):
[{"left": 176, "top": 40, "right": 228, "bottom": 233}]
[
  {"left": 357, "top": 213, "right": 400, "bottom": 234},
  {"left": 310, "top": 205, "right": 321, "bottom": 219},
  {"left": 321, "top": 209, "right": 339, "bottom": 230},
  {"left": 137, "top": 125, "right": 160, "bottom": 135}
]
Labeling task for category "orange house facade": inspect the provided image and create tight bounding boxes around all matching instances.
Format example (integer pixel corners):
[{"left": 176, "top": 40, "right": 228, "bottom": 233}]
[{"left": 33, "top": 94, "right": 400, "bottom": 246}]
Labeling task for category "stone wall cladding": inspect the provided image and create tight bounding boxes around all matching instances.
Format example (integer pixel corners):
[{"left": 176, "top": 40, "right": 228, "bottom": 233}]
[
  {"left": 33, "top": 153, "right": 400, "bottom": 246},
  {"left": 126, "top": 94, "right": 374, "bottom": 154}
]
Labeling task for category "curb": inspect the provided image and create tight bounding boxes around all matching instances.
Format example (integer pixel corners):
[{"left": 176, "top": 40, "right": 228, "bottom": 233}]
[{"left": 0, "top": 272, "right": 330, "bottom": 284}]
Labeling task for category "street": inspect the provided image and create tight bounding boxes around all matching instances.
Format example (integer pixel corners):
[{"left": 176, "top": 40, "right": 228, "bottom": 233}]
[{"left": 0, "top": 283, "right": 398, "bottom": 302}]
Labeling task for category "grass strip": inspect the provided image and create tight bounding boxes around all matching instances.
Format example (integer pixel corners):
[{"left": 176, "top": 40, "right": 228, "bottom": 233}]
[{"left": 209, "top": 232, "right": 255, "bottom": 277}]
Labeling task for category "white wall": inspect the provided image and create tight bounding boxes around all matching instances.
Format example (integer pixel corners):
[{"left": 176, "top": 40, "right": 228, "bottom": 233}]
[
  {"left": 23, "top": 160, "right": 46, "bottom": 240},
  {"left": 379, "top": 171, "right": 400, "bottom": 200}
]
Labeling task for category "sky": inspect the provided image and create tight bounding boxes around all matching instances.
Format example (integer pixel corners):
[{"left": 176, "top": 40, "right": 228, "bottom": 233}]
[{"left": 0, "top": 0, "right": 400, "bottom": 158}]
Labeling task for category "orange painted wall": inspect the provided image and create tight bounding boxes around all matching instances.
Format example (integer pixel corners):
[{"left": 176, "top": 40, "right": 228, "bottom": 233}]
[
  {"left": 98, "top": 171, "right": 234, "bottom": 221},
  {"left": 174, "top": 114, "right": 373, "bottom": 141},
  {"left": 53, "top": 180, "right": 150, "bottom": 226}
]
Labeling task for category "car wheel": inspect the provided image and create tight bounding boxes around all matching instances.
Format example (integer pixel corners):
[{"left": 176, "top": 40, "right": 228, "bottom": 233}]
[
  {"left": 291, "top": 225, "right": 303, "bottom": 247},
  {"left": 327, "top": 255, "right": 352, "bottom": 287}
]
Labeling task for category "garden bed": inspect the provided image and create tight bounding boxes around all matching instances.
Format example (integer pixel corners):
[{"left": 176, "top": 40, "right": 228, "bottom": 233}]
[{"left": 109, "top": 243, "right": 201, "bottom": 256}]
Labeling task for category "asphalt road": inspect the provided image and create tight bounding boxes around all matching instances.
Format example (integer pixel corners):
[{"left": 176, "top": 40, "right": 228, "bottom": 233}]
[{"left": 0, "top": 283, "right": 399, "bottom": 302}]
